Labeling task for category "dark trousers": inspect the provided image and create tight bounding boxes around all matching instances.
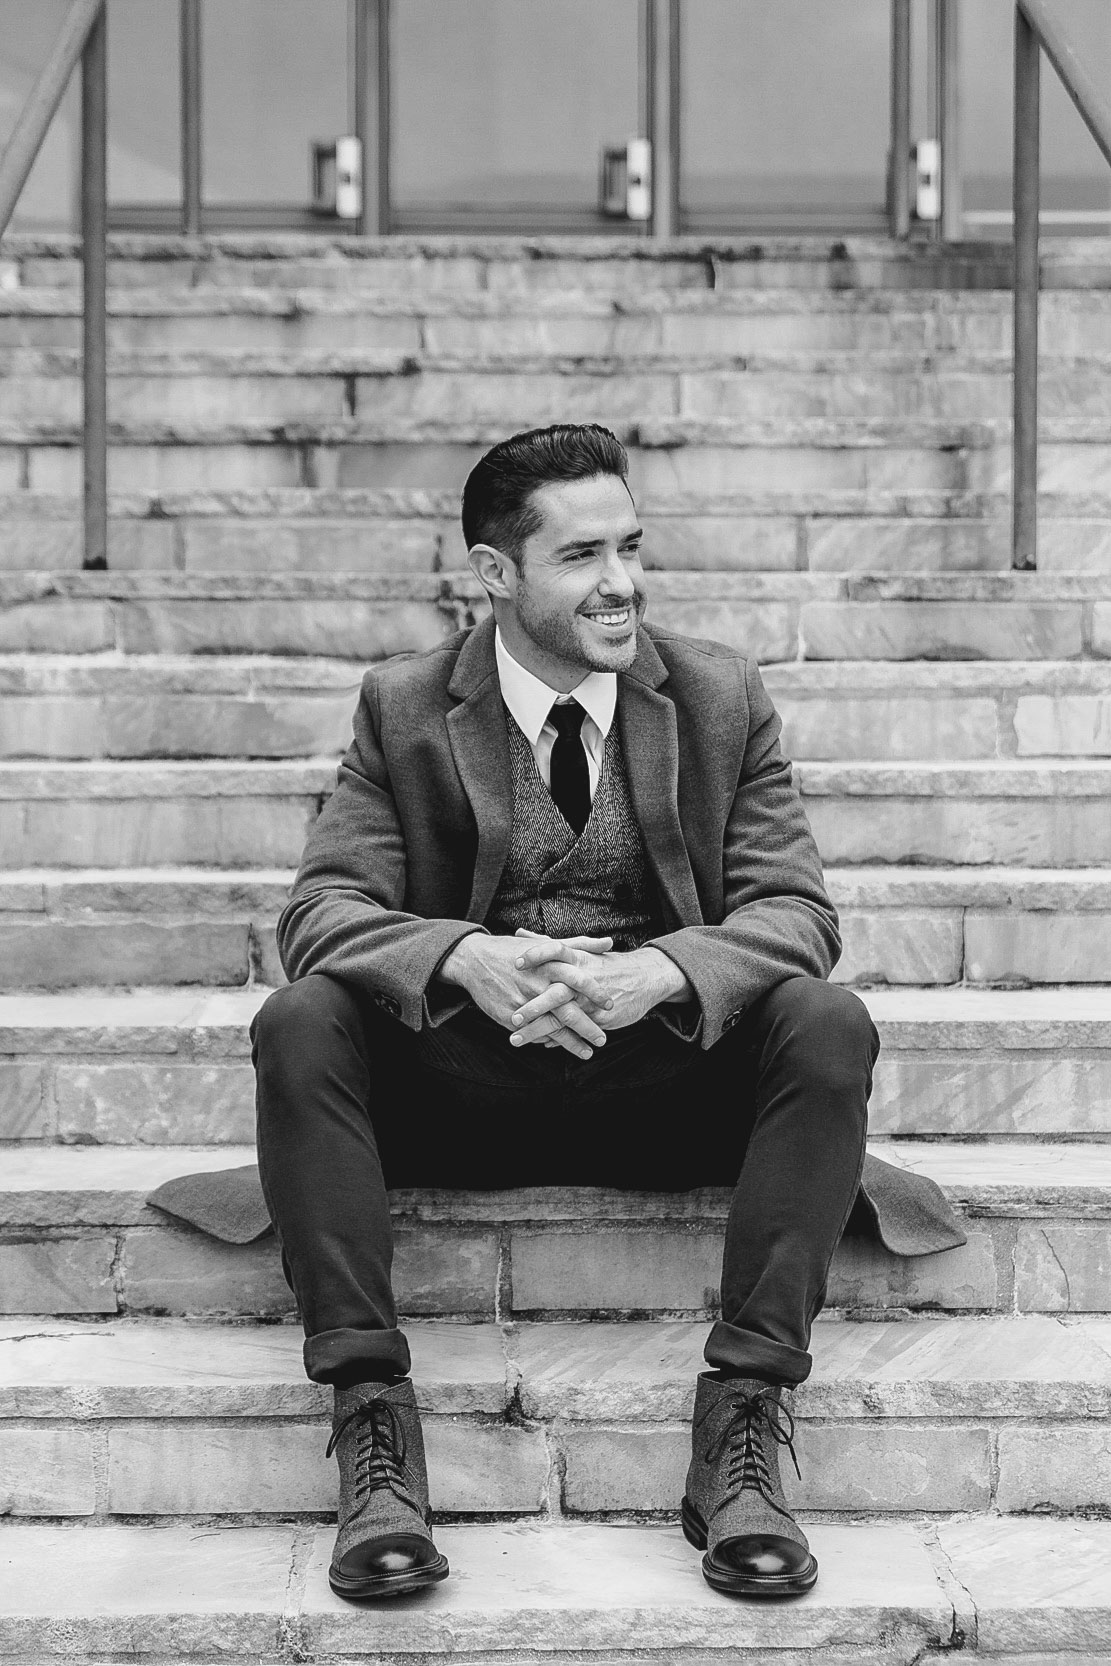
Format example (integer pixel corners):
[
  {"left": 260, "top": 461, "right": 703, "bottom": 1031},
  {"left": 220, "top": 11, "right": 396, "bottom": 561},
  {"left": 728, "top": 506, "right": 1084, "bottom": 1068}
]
[{"left": 252, "top": 972, "right": 878, "bottom": 1389}]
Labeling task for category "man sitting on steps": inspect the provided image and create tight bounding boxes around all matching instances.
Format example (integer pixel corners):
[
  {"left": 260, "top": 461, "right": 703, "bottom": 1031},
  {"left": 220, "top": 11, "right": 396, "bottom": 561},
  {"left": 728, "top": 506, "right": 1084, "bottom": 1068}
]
[{"left": 241, "top": 422, "right": 962, "bottom": 1603}]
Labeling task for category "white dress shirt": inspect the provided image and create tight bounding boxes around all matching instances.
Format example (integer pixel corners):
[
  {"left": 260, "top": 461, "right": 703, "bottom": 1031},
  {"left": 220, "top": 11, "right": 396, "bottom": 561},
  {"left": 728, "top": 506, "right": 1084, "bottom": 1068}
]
[{"left": 494, "top": 626, "right": 616, "bottom": 801}]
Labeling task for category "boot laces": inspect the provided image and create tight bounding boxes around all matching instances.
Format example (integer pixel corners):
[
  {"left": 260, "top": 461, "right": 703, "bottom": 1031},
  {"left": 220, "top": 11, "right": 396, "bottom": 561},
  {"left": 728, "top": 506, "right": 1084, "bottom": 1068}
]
[
  {"left": 705, "top": 1387, "right": 802, "bottom": 1520},
  {"left": 326, "top": 1398, "right": 422, "bottom": 1522}
]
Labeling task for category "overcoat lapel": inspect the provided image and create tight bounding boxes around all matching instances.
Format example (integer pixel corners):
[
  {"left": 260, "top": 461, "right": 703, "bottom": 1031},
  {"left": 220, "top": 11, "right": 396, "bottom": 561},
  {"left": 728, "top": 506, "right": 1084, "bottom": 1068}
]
[
  {"left": 446, "top": 619, "right": 513, "bottom": 921},
  {"left": 619, "top": 635, "right": 703, "bottom": 930}
]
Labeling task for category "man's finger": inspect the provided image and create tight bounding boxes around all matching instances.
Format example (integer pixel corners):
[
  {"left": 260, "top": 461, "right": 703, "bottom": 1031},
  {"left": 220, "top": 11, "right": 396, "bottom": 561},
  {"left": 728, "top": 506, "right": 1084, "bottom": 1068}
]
[
  {"left": 511, "top": 993, "right": 607, "bottom": 1049},
  {"left": 511, "top": 982, "right": 603, "bottom": 1032},
  {"left": 514, "top": 928, "right": 612, "bottom": 956},
  {"left": 514, "top": 938, "right": 613, "bottom": 972},
  {"left": 529, "top": 961, "right": 612, "bottom": 1008},
  {"left": 512, "top": 1013, "right": 595, "bottom": 1059}
]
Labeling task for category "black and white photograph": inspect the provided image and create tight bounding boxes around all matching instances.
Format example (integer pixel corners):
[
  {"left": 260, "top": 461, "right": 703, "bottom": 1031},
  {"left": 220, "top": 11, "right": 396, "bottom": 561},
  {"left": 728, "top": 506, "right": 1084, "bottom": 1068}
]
[{"left": 0, "top": 0, "right": 1110, "bottom": 1655}]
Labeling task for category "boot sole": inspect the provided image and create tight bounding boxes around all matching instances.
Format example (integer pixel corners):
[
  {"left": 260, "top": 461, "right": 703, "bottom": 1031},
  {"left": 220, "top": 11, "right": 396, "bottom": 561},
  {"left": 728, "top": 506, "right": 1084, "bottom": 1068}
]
[
  {"left": 329, "top": 1552, "right": 450, "bottom": 1601},
  {"left": 681, "top": 1497, "right": 818, "bottom": 1599}
]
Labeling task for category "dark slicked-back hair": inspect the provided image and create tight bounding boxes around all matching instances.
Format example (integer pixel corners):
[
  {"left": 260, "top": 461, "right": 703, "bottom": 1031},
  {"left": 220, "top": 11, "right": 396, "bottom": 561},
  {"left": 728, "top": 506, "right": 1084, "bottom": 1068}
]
[{"left": 461, "top": 423, "right": 629, "bottom": 562}]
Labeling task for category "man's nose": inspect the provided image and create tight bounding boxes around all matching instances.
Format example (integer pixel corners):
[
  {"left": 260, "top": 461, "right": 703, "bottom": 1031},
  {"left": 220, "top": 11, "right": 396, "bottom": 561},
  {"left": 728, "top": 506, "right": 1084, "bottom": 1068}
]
[{"left": 597, "top": 551, "right": 637, "bottom": 598}]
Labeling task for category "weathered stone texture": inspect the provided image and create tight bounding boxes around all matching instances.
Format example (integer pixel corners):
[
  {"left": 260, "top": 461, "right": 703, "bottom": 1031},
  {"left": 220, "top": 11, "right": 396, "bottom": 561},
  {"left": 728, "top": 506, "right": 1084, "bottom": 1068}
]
[
  {"left": 0, "top": 1062, "right": 49, "bottom": 1138},
  {"left": 779, "top": 698, "right": 998, "bottom": 761},
  {"left": 833, "top": 910, "right": 963, "bottom": 984},
  {"left": 1015, "top": 1224, "right": 1111, "bottom": 1313},
  {"left": 0, "top": 920, "right": 250, "bottom": 989},
  {"left": 1015, "top": 694, "right": 1111, "bottom": 756},
  {"left": 393, "top": 1228, "right": 499, "bottom": 1316},
  {"left": 181, "top": 518, "right": 439, "bottom": 573},
  {"left": 0, "top": 1238, "right": 117, "bottom": 1315},
  {"left": 510, "top": 1229, "right": 724, "bottom": 1314},
  {"left": 827, "top": 1231, "right": 1000, "bottom": 1312},
  {"left": 869, "top": 1053, "right": 1111, "bottom": 1137},
  {"left": 996, "top": 1425, "right": 1111, "bottom": 1512},
  {"left": 118, "top": 1228, "right": 291, "bottom": 1317},
  {"left": 0, "top": 1427, "right": 97, "bottom": 1515},
  {"left": 965, "top": 913, "right": 1111, "bottom": 983},
  {"left": 54, "top": 1063, "right": 256, "bottom": 1144}
]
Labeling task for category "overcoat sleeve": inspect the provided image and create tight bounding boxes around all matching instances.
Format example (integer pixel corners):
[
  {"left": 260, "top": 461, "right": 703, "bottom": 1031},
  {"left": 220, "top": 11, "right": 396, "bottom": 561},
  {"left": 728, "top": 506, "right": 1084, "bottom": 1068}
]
[
  {"left": 648, "top": 657, "right": 841, "bottom": 1049},
  {"left": 276, "top": 670, "right": 481, "bottom": 1030}
]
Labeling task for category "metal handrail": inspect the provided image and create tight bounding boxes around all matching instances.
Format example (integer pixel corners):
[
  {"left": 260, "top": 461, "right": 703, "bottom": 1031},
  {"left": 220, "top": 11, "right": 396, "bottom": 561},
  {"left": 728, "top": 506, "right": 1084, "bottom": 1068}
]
[
  {"left": 0, "top": 0, "right": 107, "bottom": 569},
  {"left": 1012, "top": 0, "right": 1111, "bottom": 571}
]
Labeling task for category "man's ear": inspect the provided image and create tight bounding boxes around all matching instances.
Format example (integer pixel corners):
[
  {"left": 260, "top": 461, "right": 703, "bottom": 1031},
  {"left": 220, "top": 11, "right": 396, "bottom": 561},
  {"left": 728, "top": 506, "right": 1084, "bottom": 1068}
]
[{"left": 468, "top": 542, "right": 517, "bottom": 601}]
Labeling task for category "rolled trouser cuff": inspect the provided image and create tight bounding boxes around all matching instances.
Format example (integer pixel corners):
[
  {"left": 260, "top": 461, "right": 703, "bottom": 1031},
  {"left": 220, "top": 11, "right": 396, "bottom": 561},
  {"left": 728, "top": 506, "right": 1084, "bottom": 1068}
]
[
  {"left": 704, "top": 1320, "right": 811, "bottom": 1386},
  {"left": 304, "top": 1325, "right": 412, "bottom": 1385}
]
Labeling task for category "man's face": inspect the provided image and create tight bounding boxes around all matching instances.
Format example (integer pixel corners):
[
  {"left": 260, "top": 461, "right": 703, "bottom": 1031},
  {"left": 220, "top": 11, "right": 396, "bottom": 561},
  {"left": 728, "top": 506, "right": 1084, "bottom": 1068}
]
[{"left": 500, "top": 473, "right": 648, "bottom": 681}]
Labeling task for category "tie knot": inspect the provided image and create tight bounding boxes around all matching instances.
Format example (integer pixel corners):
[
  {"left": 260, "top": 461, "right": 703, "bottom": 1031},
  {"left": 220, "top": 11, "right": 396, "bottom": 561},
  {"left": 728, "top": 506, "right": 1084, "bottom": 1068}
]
[{"left": 549, "top": 700, "right": 585, "bottom": 740}]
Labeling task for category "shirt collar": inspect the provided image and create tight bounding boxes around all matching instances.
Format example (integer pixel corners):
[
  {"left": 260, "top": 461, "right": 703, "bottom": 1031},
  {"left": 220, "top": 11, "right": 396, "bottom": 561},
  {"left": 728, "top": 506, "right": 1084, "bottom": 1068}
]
[{"left": 495, "top": 626, "right": 617, "bottom": 746}]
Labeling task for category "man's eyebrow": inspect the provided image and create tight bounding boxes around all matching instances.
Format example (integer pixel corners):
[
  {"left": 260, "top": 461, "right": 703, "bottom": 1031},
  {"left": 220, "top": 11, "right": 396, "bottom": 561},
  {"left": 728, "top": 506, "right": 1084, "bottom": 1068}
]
[{"left": 551, "top": 527, "right": 644, "bottom": 555}]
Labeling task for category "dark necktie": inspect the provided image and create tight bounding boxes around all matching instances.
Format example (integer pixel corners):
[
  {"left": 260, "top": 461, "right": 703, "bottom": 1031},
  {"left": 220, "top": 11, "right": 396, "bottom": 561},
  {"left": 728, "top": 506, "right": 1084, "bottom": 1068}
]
[{"left": 548, "top": 701, "right": 591, "bottom": 835}]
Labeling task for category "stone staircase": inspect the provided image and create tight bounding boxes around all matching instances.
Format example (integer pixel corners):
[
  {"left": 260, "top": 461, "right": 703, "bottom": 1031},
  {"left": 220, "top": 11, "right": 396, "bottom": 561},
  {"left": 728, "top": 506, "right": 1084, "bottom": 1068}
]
[{"left": 1, "top": 233, "right": 1111, "bottom": 1661}]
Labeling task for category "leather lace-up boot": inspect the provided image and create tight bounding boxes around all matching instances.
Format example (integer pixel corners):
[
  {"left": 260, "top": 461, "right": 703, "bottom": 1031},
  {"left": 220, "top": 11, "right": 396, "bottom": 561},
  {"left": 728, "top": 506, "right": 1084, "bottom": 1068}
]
[
  {"left": 326, "top": 1378, "right": 449, "bottom": 1600},
  {"left": 682, "top": 1373, "right": 817, "bottom": 1597}
]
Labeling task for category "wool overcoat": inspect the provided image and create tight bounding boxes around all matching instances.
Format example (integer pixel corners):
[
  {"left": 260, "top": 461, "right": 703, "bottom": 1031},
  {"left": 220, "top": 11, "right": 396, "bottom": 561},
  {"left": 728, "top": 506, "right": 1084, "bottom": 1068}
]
[{"left": 151, "top": 614, "right": 966, "bottom": 1258}]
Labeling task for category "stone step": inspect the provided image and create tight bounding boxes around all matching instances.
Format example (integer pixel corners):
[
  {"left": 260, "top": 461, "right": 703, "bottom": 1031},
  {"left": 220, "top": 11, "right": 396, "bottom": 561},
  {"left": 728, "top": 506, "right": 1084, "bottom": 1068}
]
[
  {"left": 1, "top": 1133, "right": 1109, "bottom": 1319},
  {"left": 2, "top": 487, "right": 1107, "bottom": 575},
  {"left": 2, "top": 226, "right": 1110, "bottom": 284},
  {"left": 0, "top": 1515, "right": 1006, "bottom": 1665},
  {"left": 3, "top": 657, "right": 1109, "bottom": 761},
  {"left": 4, "top": 421, "right": 1110, "bottom": 497},
  {"left": 2, "top": 1315, "right": 1110, "bottom": 1520},
  {"left": 1, "top": 570, "right": 1108, "bottom": 662},
  {"left": 6, "top": 286, "right": 1111, "bottom": 363},
  {"left": 6, "top": 351, "right": 1111, "bottom": 430},
  {"left": 2, "top": 866, "right": 1110, "bottom": 990},
  {"left": 0, "top": 414, "right": 1087, "bottom": 497},
  {"left": 2, "top": 982, "right": 1108, "bottom": 1146},
  {"left": 2, "top": 756, "right": 1108, "bottom": 866}
]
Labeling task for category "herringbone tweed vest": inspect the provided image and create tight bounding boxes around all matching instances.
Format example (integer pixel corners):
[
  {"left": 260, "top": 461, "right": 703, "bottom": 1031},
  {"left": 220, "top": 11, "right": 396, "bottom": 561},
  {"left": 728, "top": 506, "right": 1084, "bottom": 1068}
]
[{"left": 485, "top": 711, "right": 664, "bottom": 951}]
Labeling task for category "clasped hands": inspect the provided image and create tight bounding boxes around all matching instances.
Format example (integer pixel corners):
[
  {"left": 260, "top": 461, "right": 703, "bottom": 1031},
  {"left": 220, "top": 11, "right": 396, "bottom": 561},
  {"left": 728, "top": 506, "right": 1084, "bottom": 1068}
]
[{"left": 438, "top": 929, "right": 690, "bottom": 1061}]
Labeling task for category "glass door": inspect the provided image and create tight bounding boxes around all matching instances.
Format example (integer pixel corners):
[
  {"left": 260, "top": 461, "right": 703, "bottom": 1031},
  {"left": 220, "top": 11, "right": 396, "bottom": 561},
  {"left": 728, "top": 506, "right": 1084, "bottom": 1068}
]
[
  {"left": 107, "top": 0, "right": 351, "bottom": 231},
  {"left": 388, "top": 0, "right": 644, "bottom": 233},
  {"left": 959, "top": 0, "right": 1111, "bottom": 236},
  {"left": 678, "top": 0, "right": 895, "bottom": 233}
]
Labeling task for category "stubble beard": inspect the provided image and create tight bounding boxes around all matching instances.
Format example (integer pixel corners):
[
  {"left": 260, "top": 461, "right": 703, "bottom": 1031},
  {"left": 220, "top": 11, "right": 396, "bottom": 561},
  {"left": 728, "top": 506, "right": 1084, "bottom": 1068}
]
[{"left": 514, "top": 581, "right": 644, "bottom": 674}]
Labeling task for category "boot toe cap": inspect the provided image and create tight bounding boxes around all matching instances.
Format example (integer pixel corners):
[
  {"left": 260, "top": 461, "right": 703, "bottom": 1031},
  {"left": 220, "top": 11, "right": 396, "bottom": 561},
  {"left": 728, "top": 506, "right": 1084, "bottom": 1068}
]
[
  {"left": 339, "top": 1532, "right": 443, "bottom": 1580},
  {"left": 706, "top": 1534, "right": 818, "bottom": 1595}
]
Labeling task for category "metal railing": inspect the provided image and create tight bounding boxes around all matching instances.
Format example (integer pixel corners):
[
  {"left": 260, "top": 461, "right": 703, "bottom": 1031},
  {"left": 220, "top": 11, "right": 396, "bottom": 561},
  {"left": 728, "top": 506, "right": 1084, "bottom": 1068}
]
[
  {"left": 0, "top": 0, "right": 107, "bottom": 569},
  {"left": 1012, "top": 0, "right": 1111, "bottom": 570}
]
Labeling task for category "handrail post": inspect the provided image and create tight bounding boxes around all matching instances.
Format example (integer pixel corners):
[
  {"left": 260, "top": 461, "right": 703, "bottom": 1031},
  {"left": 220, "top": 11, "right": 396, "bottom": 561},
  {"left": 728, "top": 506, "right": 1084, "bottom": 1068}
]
[
  {"left": 355, "top": 0, "right": 389, "bottom": 235},
  {"left": 889, "top": 0, "right": 911, "bottom": 238},
  {"left": 1013, "top": 3, "right": 1040, "bottom": 572},
  {"left": 937, "top": 0, "right": 962, "bottom": 240},
  {"left": 181, "top": 0, "right": 202, "bottom": 235},
  {"left": 646, "top": 0, "right": 680, "bottom": 239},
  {"left": 81, "top": 1, "right": 107, "bottom": 571}
]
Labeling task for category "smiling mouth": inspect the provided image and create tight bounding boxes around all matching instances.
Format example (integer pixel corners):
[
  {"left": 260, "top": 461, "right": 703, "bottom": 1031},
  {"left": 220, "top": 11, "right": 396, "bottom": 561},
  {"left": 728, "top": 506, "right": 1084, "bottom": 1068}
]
[{"left": 582, "top": 607, "right": 633, "bottom": 628}]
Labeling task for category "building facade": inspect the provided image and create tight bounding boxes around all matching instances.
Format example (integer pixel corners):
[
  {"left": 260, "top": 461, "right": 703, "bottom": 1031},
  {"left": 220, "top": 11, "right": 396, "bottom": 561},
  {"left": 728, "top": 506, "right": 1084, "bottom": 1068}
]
[{"left": 3, "top": 0, "right": 1110, "bottom": 240}]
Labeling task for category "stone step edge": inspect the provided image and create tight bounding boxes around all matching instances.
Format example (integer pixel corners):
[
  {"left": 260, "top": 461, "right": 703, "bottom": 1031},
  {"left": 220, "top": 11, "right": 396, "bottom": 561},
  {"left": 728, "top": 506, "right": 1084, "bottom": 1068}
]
[
  {"left": 9, "top": 347, "right": 1111, "bottom": 376},
  {"left": 12, "top": 416, "right": 1111, "bottom": 447},
  {"left": 5, "top": 568, "right": 1110, "bottom": 599},
  {"left": 0, "top": 1517, "right": 1104, "bottom": 1660},
  {"left": 4, "top": 655, "right": 1111, "bottom": 689},
  {"left": 0, "top": 487, "right": 1095, "bottom": 517},
  {"left": 0, "top": 1518, "right": 961, "bottom": 1659},
  {"left": 1, "top": 984, "right": 1106, "bottom": 1053},
  {"left": 5, "top": 863, "right": 1111, "bottom": 908},
  {"left": 3, "top": 1314, "right": 1110, "bottom": 1422},
  {"left": 3, "top": 1141, "right": 1111, "bottom": 1224}
]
